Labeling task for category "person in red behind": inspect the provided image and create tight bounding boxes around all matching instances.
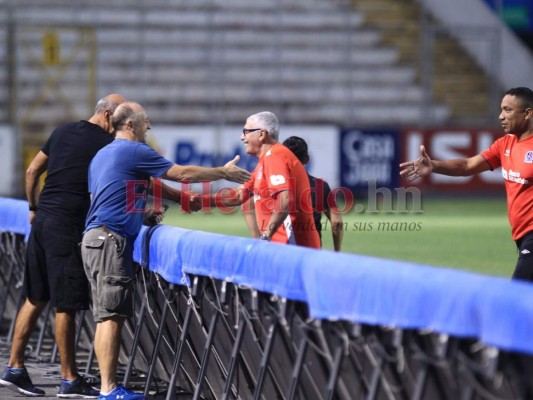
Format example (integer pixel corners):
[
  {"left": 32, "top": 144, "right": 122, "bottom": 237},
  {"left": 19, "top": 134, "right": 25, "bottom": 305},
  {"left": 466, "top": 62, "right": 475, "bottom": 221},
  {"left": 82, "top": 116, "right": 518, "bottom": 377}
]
[
  {"left": 400, "top": 87, "right": 533, "bottom": 281},
  {"left": 196, "top": 111, "right": 320, "bottom": 248}
]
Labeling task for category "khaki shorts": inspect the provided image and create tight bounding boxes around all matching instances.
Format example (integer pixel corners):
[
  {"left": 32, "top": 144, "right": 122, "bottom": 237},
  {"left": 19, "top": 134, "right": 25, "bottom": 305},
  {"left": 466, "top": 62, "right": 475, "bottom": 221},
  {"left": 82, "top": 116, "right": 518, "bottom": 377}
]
[{"left": 81, "top": 227, "right": 134, "bottom": 322}]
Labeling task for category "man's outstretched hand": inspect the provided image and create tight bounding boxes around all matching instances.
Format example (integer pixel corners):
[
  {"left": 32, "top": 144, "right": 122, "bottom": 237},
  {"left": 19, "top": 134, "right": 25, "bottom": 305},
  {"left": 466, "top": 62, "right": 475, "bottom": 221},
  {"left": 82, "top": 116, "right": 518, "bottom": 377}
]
[
  {"left": 399, "top": 145, "right": 433, "bottom": 181},
  {"left": 223, "top": 155, "right": 251, "bottom": 183}
]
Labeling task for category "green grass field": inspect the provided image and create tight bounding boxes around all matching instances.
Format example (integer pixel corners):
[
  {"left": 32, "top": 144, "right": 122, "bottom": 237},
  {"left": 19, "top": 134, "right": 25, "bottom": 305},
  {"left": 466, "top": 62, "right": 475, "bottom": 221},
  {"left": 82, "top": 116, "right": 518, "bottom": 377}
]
[{"left": 161, "top": 196, "right": 516, "bottom": 279}]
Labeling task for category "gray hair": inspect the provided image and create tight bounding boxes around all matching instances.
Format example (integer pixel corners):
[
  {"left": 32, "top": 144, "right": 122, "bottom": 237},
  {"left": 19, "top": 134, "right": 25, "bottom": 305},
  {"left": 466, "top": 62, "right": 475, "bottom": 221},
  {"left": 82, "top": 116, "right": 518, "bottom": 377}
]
[
  {"left": 95, "top": 95, "right": 122, "bottom": 114},
  {"left": 249, "top": 111, "right": 280, "bottom": 140}
]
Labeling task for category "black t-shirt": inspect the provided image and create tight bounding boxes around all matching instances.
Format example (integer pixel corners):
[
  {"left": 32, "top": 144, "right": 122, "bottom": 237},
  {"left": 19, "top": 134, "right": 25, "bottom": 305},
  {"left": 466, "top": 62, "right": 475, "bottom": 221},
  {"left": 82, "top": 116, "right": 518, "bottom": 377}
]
[
  {"left": 308, "top": 174, "right": 332, "bottom": 240},
  {"left": 37, "top": 120, "right": 113, "bottom": 225}
]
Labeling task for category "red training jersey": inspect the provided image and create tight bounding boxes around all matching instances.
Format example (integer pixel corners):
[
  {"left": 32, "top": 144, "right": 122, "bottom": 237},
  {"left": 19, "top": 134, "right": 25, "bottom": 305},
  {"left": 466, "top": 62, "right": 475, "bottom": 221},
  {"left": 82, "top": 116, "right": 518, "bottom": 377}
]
[
  {"left": 481, "top": 134, "right": 533, "bottom": 240},
  {"left": 243, "top": 143, "right": 321, "bottom": 248}
]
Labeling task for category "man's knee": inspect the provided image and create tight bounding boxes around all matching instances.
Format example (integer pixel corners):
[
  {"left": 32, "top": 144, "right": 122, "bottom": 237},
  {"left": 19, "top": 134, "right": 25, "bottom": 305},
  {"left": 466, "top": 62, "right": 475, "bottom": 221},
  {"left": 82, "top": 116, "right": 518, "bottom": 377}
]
[{"left": 25, "top": 298, "right": 48, "bottom": 311}]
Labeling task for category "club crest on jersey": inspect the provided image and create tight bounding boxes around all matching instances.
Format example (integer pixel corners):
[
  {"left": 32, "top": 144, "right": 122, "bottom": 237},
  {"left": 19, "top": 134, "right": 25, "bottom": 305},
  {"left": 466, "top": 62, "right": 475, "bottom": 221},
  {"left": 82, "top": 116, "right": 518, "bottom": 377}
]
[
  {"left": 525, "top": 151, "right": 533, "bottom": 163},
  {"left": 270, "top": 175, "right": 286, "bottom": 186}
]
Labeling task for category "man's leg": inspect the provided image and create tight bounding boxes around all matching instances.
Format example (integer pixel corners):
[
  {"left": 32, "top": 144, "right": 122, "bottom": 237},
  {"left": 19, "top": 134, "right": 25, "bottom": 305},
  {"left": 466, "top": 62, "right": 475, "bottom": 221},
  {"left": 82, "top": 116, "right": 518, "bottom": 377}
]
[
  {"left": 513, "top": 232, "right": 533, "bottom": 281},
  {"left": 0, "top": 298, "right": 47, "bottom": 396},
  {"left": 55, "top": 308, "right": 78, "bottom": 380},
  {"left": 8, "top": 298, "right": 47, "bottom": 368},
  {"left": 95, "top": 316, "right": 125, "bottom": 394}
]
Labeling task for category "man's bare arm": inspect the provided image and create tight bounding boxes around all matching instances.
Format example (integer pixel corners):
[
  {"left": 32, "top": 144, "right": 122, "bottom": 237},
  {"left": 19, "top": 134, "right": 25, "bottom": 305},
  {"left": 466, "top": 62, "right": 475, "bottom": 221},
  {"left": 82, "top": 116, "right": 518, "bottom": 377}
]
[
  {"left": 261, "top": 191, "right": 290, "bottom": 240},
  {"left": 161, "top": 155, "right": 250, "bottom": 184},
  {"left": 400, "top": 145, "right": 490, "bottom": 180},
  {"left": 25, "top": 151, "right": 48, "bottom": 218}
]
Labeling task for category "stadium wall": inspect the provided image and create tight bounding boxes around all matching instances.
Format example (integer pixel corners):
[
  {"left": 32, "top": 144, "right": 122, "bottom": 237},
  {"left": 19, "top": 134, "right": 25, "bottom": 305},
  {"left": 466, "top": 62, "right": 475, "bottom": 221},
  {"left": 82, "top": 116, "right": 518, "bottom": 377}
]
[
  {"left": 6, "top": 123, "right": 506, "bottom": 199},
  {"left": 2, "top": 197, "right": 533, "bottom": 399},
  {"left": 148, "top": 125, "right": 504, "bottom": 198}
]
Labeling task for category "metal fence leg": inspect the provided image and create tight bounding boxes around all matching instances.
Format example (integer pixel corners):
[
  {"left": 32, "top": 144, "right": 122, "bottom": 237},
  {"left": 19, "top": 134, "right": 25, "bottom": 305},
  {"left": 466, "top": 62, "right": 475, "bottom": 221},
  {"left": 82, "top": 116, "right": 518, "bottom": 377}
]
[
  {"left": 192, "top": 281, "right": 228, "bottom": 400},
  {"left": 165, "top": 277, "right": 199, "bottom": 400},
  {"left": 0, "top": 251, "right": 15, "bottom": 327},
  {"left": 221, "top": 317, "right": 246, "bottom": 400},
  {"left": 412, "top": 365, "right": 429, "bottom": 400},
  {"left": 123, "top": 301, "right": 147, "bottom": 387},
  {"left": 74, "top": 310, "right": 85, "bottom": 354},
  {"left": 143, "top": 285, "right": 172, "bottom": 397},
  {"left": 326, "top": 342, "right": 345, "bottom": 400},
  {"left": 34, "top": 302, "right": 52, "bottom": 358},
  {"left": 252, "top": 321, "right": 278, "bottom": 400},
  {"left": 365, "top": 345, "right": 384, "bottom": 400},
  {"left": 287, "top": 335, "right": 308, "bottom": 400},
  {"left": 7, "top": 289, "right": 25, "bottom": 344},
  {"left": 84, "top": 341, "right": 96, "bottom": 376}
]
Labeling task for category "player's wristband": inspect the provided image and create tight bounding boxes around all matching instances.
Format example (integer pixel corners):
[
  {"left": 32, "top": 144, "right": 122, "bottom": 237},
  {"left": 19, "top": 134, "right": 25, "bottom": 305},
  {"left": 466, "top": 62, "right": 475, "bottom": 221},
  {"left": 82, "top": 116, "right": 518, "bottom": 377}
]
[{"left": 29, "top": 205, "right": 37, "bottom": 212}]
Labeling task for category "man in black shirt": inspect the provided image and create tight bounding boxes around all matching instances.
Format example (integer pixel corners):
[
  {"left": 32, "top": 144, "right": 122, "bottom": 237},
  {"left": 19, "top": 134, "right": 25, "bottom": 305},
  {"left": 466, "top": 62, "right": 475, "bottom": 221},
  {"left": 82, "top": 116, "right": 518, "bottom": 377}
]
[{"left": 0, "top": 94, "right": 126, "bottom": 398}]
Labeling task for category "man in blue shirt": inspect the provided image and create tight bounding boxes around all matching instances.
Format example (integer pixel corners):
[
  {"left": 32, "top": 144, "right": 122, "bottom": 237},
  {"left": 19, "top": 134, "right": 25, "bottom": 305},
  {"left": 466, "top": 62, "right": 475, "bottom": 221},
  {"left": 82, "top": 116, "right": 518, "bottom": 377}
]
[{"left": 81, "top": 101, "right": 250, "bottom": 400}]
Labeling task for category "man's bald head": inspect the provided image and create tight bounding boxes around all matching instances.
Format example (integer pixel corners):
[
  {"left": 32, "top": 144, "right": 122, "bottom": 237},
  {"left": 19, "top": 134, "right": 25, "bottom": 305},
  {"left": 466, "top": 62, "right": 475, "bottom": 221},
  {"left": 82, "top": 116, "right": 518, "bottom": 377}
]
[
  {"left": 112, "top": 102, "right": 150, "bottom": 143},
  {"left": 95, "top": 94, "right": 126, "bottom": 115}
]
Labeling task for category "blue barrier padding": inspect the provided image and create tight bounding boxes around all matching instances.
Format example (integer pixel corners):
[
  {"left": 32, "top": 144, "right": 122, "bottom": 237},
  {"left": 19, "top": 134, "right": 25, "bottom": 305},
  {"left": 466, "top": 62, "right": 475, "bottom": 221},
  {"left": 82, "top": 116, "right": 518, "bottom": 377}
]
[
  {"left": 0, "top": 198, "right": 31, "bottom": 239},
  {"left": 3, "top": 197, "right": 533, "bottom": 355},
  {"left": 302, "top": 251, "right": 533, "bottom": 355},
  {"left": 134, "top": 224, "right": 311, "bottom": 301}
]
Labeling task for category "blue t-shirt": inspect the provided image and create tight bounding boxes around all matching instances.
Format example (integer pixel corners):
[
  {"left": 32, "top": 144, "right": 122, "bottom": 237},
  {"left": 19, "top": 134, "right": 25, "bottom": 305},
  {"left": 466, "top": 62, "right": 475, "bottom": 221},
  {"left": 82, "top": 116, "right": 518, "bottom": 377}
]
[{"left": 85, "top": 139, "right": 174, "bottom": 240}]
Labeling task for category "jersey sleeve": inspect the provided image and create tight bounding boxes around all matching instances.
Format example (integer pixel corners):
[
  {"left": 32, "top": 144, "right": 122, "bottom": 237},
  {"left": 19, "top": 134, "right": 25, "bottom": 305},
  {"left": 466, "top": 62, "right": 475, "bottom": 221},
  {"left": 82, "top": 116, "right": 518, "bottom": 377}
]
[
  {"left": 133, "top": 143, "right": 174, "bottom": 178},
  {"left": 480, "top": 137, "right": 504, "bottom": 170},
  {"left": 263, "top": 153, "right": 291, "bottom": 195},
  {"left": 41, "top": 131, "right": 55, "bottom": 156},
  {"left": 242, "top": 170, "right": 255, "bottom": 193}
]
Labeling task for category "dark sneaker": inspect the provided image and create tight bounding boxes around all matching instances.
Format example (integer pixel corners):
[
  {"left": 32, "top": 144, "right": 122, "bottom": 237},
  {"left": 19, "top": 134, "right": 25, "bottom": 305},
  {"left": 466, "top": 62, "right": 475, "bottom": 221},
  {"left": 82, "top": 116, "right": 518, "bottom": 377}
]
[
  {"left": 0, "top": 366, "right": 45, "bottom": 396},
  {"left": 98, "top": 385, "right": 146, "bottom": 400},
  {"left": 58, "top": 376, "right": 99, "bottom": 398}
]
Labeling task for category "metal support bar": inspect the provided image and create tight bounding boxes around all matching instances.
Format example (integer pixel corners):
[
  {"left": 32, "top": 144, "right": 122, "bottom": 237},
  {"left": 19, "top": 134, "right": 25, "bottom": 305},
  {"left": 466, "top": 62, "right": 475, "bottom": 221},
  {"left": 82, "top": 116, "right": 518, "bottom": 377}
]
[
  {"left": 34, "top": 302, "right": 52, "bottom": 357},
  {"left": 287, "top": 335, "right": 308, "bottom": 400},
  {"left": 0, "top": 246, "right": 15, "bottom": 325},
  {"left": 253, "top": 320, "right": 278, "bottom": 400},
  {"left": 192, "top": 281, "right": 228, "bottom": 400},
  {"left": 412, "top": 365, "right": 429, "bottom": 400},
  {"left": 366, "top": 347, "right": 384, "bottom": 400},
  {"left": 221, "top": 317, "right": 246, "bottom": 400},
  {"left": 7, "top": 288, "right": 25, "bottom": 344},
  {"left": 123, "top": 300, "right": 147, "bottom": 387},
  {"left": 144, "top": 285, "right": 172, "bottom": 397},
  {"left": 84, "top": 340, "right": 96, "bottom": 376},
  {"left": 326, "top": 342, "right": 345, "bottom": 400},
  {"left": 165, "top": 276, "right": 199, "bottom": 400},
  {"left": 73, "top": 310, "right": 85, "bottom": 355}
]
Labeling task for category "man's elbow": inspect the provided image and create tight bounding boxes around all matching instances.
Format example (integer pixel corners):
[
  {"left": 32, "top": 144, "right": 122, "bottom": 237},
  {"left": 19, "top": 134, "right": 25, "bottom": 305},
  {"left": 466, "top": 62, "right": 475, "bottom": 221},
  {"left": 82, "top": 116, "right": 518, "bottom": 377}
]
[
  {"left": 330, "top": 214, "right": 344, "bottom": 230},
  {"left": 25, "top": 165, "right": 40, "bottom": 184}
]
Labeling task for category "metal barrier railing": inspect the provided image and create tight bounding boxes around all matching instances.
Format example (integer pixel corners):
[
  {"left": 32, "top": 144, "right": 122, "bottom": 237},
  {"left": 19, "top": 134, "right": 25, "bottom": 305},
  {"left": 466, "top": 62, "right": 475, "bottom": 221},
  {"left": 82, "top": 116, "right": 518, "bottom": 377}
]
[{"left": 1, "top": 231, "right": 533, "bottom": 399}]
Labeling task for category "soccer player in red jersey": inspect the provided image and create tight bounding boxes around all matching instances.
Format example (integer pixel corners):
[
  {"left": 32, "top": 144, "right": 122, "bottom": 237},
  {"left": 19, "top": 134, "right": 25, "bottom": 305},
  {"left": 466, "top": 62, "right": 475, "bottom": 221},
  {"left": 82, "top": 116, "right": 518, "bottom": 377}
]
[{"left": 400, "top": 87, "right": 533, "bottom": 281}]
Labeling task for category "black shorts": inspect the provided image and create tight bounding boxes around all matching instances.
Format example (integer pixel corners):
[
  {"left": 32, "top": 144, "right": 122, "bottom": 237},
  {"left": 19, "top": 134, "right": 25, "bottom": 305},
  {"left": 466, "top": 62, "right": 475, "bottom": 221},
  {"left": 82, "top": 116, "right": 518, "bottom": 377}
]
[
  {"left": 513, "top": 231, "right": 533, "bottom": 281},
  {"left": 23, "top": 213, "right": 90, "bottom": 310}
]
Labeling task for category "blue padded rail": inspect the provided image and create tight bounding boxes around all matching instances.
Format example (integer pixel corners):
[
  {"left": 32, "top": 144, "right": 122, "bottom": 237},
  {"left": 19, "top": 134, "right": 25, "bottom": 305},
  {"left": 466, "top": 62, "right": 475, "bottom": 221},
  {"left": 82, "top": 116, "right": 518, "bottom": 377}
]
[
  {"left": 0, "top": 197, "right": 31, "bottom": 239},
  {"left": 3, "top": 197, "right": 533, "bottom": 355}
]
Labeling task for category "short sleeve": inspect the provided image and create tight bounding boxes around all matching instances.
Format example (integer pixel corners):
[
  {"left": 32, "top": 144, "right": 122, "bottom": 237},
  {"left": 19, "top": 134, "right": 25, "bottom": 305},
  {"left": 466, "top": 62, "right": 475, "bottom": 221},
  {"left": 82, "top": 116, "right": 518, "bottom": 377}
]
[
  {"left": 264, "top": 153, "right": 291, "bottom": 193},
  {"left": 480, "top": 137, "right": 504, "bottom": 171},
  {"left": 243, "top": 170, "right": 256, "bottom": 193},
  {"left": 133, "top": 143, "right": 174, "bottom": 178},
  {"left": 41, "top": 132, "right": 54, "bottom": 156}
]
